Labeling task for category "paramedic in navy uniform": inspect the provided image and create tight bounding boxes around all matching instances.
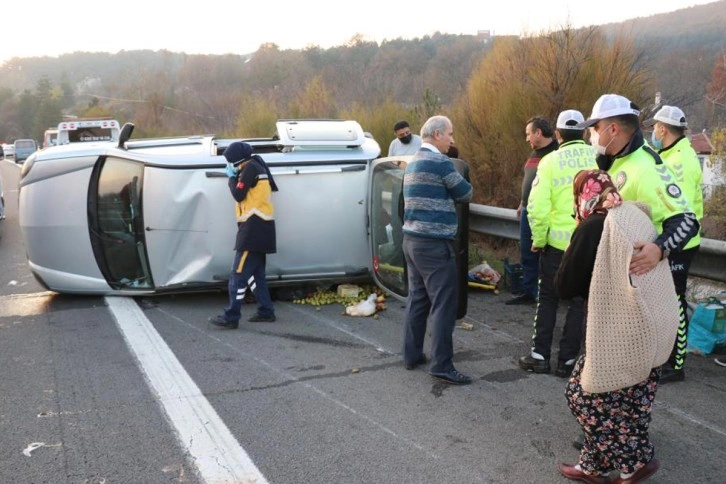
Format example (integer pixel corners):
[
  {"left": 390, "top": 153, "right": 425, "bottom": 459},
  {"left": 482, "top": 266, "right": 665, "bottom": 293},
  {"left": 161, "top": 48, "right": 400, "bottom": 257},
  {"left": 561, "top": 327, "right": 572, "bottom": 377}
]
[{"left": 209, "top": 142, "right": 279, "bottom": 328}]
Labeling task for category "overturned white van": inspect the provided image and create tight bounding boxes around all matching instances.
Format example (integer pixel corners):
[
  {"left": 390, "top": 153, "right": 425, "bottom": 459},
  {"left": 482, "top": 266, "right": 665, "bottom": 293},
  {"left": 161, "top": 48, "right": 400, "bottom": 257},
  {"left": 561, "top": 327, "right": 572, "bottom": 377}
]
[{"left": 18, "top": 120, "right": 470, "bottom": 315}]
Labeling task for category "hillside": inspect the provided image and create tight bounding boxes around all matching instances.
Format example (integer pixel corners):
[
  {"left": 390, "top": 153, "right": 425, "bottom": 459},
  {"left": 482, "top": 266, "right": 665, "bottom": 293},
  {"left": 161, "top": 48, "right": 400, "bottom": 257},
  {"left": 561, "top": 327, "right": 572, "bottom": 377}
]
[
  {"left": 602, "top": 0, "right": 726, "bottom": 49},
  {"left": 1, "top": 0, "right": 725, "bottom": 142},
  {"left": 601, "top": 0, "right": 726, "bottom": 128}
]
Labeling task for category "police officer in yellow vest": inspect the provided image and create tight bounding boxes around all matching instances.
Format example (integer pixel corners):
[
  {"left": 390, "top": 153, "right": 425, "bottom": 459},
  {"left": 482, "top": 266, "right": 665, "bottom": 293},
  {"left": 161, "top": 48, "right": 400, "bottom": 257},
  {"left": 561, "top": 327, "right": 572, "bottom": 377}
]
[
  {"left": 578, "top": 94, "right": 700, "bottom": 380},
  {"left": 645, "top": 105, "right": 704, "bottom": 382},
  {"left": 518, "top": 110, "right": 597, "bottom": 377}
]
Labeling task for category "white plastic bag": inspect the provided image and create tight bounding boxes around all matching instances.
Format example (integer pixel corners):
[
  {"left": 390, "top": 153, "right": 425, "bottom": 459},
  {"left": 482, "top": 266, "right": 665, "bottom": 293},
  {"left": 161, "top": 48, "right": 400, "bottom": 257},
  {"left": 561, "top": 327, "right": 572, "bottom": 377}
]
[{"left": 468, "top": 261, "right": 501, "bottom": 285}]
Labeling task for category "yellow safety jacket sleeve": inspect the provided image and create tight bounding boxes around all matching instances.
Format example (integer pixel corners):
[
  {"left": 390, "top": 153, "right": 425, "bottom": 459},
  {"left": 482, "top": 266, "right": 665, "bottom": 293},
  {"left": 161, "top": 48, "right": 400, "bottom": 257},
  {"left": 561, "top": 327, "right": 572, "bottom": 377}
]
[
  {"left": 527, "top": 155, "right": 553, "bottom": 250},
  {"left": 609, "top": 147, "right": 693, "bottom": 229},
  {"left": 660, "top": 137, "right": 703, "bottom": 249}
]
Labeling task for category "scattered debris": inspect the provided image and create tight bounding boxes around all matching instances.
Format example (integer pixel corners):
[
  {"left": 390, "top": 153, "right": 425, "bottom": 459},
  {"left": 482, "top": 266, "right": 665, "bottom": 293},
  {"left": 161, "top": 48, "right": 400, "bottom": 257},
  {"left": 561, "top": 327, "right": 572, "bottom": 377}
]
[
  {"left": 292, "top": 284, "right": 388, "bottom": 316},
  {"left": 23, "top": 442, "right": 44, "bottom": 456},
  {"left": 22, "top": 442, "right": 61, "bottom": 457},
  {"left": 468, "top": 261, "right": 501, "bottom": 292},
  {"left": 346, "top": 294, "right": 377, "bottom": 317}
]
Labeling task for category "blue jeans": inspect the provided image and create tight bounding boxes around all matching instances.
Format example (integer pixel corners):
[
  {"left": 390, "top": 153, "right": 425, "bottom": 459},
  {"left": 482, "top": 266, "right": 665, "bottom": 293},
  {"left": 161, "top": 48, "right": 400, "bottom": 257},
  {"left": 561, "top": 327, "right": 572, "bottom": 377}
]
[
  {"left": 402, "top": 235, "right": 458, "bottom": 374},
  {"left": 519, "top": 207, "right": 539, "bottom": 299},
  {"left": 223, "top": 250, "right": 274, "bottom": 322}
]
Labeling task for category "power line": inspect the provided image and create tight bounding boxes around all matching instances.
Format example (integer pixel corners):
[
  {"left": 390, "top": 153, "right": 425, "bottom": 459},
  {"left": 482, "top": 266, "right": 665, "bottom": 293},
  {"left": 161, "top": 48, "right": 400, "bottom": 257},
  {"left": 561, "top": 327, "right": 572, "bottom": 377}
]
[{"left": 78, "top": 93, "right": 218, "bottom": 120}]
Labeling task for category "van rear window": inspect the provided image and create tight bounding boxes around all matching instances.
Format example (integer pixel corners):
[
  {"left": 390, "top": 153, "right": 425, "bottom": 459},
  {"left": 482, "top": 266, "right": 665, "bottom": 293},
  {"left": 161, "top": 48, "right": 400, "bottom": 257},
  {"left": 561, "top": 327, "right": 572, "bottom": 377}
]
[
  {"left": 69, "top": 127, "right": 114, "bottom": 142},
  {"left": 16, "top": 140, "right": 35, "bottom": 148}
]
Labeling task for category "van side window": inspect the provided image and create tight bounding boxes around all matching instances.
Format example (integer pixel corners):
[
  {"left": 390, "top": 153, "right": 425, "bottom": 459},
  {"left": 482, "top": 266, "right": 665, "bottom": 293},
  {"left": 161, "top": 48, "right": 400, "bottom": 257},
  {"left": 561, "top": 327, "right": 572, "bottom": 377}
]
[{"left": 70, "top": 127, "right": 114, "bottom": 143}]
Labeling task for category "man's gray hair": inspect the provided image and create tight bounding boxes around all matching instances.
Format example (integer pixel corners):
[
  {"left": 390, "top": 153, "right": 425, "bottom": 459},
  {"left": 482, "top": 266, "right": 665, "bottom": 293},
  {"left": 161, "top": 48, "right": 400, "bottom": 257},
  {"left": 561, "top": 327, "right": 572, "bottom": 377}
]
[{"left": 420, "top": 115, "right": 451, "bottom": 139}]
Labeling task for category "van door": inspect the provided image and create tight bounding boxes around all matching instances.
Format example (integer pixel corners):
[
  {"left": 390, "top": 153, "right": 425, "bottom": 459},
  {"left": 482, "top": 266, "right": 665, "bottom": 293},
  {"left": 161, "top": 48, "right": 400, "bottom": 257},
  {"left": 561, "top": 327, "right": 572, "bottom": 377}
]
[
  {"left": 88, "top": 156, "right": 153, "bottom": 289},
  {"left": 368, "top": 157, "right": 470, "bottom": 318}
]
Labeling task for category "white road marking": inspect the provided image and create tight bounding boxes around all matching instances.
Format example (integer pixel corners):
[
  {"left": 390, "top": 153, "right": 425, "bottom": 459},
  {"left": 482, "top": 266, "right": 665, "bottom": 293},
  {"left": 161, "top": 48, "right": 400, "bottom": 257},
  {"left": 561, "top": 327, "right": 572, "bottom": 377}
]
[{"left": 106, "top": 296, "right": 268, "bottom": 484}]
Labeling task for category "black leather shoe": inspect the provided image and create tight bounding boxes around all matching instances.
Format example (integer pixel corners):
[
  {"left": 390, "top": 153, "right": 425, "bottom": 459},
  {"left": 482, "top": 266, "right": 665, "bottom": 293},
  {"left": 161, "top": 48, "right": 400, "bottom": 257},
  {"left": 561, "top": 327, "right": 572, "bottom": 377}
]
[
  {"left": 209, "top": 315, "right": 239, "bottom": 329},
  {"left": 505, "top": 293, "right": 536, "bottom": 305},
  {"left": 612, "top": 458, "right": 660, "bottom": 483},
  {"left": 659, "top": 366, "right": 685, "bottom": 384},
  {"left": 556, "top": 360, "right": 575, "bottom": 378},
  {"left": 518, "top": 354, "right": 551, "bottom": 373},
  {"left": 404, "top": 355, "right": 428, "bottom": 370},
  {"left": 558, "top": 463, "right": 609, "bottom": 483},
  {"left": 429, "top": 369, "right": 472, "bottom": 385},
  {"left": 248, "top": 313, "right": 276, "bottom": 323}
]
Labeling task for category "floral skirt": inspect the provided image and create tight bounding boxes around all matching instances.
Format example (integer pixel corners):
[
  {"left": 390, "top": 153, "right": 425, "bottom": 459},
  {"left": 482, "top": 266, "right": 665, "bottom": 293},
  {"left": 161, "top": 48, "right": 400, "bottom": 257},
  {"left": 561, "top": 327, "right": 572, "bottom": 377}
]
[{"left": 564, "top": 354, "right": 660, "bottom": 476}]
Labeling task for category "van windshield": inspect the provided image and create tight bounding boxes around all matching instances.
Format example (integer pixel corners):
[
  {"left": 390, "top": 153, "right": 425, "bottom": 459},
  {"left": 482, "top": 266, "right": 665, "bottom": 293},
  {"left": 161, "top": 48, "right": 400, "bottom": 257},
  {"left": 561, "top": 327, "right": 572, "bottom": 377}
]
[
  {"left": 69, "top": 127, "right": 114, "bottom": 142},
  {"left": 15, "top": 140, "right": 36, "bottom": 149}
]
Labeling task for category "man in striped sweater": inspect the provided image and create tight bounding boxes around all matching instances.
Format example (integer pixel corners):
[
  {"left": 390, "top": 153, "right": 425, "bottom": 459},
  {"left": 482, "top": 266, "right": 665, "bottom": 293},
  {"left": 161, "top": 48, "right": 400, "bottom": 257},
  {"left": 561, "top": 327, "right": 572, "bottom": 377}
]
[{"left": 401, "top": 115, "right": 473, "bottom": 385}]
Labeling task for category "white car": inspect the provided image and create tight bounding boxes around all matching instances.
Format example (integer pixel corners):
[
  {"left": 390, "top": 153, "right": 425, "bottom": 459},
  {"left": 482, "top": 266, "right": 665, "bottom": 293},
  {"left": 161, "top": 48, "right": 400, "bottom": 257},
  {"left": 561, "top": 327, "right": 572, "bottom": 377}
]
[{"left": 2, "top": 143, "right": 15, "bottom": 160}]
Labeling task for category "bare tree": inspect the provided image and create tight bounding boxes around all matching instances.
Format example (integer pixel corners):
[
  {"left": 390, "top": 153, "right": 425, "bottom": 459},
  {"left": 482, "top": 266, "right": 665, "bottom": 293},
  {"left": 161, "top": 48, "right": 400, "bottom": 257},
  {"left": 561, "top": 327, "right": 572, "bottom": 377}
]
[
  {"left": 453, "top": 25, "right": 654, "bottom": 207},
  {"left": 706, "top": 47, "right": 726, "bottom": 126}
]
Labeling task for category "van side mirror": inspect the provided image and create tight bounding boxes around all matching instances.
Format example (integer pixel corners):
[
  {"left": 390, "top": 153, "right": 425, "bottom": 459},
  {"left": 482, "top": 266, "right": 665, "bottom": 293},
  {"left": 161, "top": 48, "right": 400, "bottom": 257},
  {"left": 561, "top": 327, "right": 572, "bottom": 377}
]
[{"left": 118, "top": 123, "right": 135, "bottom": 149}]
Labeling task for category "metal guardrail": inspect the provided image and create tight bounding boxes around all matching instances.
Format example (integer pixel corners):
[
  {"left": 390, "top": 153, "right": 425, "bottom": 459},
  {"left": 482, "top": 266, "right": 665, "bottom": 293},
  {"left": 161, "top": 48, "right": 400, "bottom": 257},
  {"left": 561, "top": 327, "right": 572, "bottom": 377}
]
[{"left": 469, "top": 204, "right": 726, "bottom": 283}]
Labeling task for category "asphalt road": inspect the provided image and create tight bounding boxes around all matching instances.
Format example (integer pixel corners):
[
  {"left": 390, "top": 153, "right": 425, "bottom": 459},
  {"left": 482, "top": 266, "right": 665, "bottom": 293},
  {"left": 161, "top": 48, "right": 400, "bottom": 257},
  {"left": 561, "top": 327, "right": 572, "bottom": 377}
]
[{"left": 1, "top": 158, "right": 725, "bottom": 484}]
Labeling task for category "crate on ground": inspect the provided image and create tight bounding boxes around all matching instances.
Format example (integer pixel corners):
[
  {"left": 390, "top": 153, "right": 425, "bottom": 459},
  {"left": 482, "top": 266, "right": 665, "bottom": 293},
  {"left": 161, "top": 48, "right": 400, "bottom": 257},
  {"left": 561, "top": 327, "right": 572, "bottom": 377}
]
[
  {"left": 337, "top": 284, "right": 362, "bottom": 298},
  {"left": 503, "top": 258, "right": 524, "bottom": 294}
]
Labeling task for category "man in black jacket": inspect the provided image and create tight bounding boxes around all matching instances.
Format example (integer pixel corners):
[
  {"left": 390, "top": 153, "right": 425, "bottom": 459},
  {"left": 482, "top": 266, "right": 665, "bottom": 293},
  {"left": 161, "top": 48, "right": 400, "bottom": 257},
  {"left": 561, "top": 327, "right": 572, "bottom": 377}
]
[{"left": 506, "top": 116, "right": 558, "bottom": 305}]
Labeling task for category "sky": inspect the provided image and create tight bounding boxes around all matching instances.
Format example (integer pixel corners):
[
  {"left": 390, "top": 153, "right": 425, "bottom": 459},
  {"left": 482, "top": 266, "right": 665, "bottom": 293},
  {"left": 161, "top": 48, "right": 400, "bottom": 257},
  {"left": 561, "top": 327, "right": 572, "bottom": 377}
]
[{"left": 0, "top": 0, "right": 719, "bottom": 65}]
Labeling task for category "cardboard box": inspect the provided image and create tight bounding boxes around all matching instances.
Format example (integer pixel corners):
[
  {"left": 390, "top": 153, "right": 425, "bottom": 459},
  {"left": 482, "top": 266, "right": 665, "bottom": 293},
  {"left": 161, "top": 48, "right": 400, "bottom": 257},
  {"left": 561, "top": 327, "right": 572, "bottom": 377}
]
[{"left": 337, "top": 284, "right": 362, "bottom": 298}]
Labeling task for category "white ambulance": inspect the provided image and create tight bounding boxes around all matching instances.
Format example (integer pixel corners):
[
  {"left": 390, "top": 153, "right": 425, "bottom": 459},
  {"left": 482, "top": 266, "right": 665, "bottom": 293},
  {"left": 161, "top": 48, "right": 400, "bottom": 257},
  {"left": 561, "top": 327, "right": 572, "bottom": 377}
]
[
  {"left": 42, "top": 128, "right": 58, "bottom": 149},
  {"left": 56, "top": 118, "right": 121, "bottom": 145}
]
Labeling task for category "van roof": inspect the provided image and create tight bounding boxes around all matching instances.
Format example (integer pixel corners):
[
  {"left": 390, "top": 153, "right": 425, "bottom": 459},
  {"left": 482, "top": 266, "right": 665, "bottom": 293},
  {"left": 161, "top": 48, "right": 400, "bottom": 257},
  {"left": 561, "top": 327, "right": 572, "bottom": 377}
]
[{"left": 58, "top": 119, "right": 120, "bottom": 130}]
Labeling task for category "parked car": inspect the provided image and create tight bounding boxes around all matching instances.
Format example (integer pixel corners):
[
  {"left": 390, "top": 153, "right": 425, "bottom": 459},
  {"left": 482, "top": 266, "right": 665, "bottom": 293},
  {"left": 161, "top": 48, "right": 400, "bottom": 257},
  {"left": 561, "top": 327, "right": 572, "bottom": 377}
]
[
  {"left": 18, "top": 119, "right": 471, "bottom": 312},
  {"left": 14, "top": 139, "right": 37, "bottom": 163},
  {"left": 0, "top": 172, "right": 5, "bottom": 221},
  {"left": 2, "top": 143, "right": 15, "bottom": 160}
]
